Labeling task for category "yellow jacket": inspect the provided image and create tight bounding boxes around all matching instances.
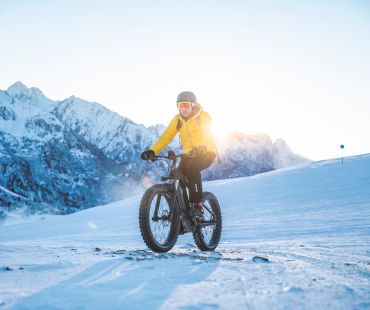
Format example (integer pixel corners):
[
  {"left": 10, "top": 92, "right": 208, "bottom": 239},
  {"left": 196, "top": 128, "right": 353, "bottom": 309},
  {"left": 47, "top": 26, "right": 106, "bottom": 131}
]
[{"left": 150, "top": 104, "right": 216, "bottom": 155}]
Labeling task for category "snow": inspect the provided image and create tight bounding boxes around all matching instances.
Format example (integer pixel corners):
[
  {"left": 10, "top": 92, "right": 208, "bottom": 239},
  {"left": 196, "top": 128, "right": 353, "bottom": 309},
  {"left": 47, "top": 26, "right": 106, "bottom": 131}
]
[
  {"left": 272, "top": 138, "right": 308, "bottom": 168},
  {"left": 0, "top": 83, "right": 56, "bottom": 139},
  {"left": 54, "top": 96, "right": 145, "bottom": 154},
  {"left": 0, "top": 186, "right": 26, "bottom": 199},
  {"left": 1, "top": 154, "right": 369, "bottom": 308}
]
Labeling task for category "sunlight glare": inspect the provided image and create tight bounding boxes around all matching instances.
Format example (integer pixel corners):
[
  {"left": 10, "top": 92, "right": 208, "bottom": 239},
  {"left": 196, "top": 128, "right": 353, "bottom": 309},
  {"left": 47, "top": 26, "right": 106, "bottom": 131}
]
[{"left": 210, "top": 122, "right": 231, "bottom": 141}]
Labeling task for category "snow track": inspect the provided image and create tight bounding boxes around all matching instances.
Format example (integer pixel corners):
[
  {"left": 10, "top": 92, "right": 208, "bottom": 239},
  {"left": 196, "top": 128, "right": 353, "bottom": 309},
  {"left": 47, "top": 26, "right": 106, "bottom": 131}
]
[{"left": 1, "top": 154, "right": 369, "bottom": 309}]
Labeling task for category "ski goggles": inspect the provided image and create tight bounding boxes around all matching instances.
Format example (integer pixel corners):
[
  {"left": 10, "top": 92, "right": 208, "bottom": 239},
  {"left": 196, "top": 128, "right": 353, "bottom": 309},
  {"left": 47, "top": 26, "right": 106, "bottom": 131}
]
[{"left": 177, "top": 101, "right": 193, "bottom": 110}]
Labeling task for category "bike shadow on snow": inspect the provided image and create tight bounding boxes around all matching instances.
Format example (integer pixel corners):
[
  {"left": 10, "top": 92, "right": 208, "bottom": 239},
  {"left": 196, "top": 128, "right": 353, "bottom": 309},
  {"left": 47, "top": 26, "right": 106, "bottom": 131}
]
[{"left": 11, "top": 247, "right": 222, "bottom": 310}]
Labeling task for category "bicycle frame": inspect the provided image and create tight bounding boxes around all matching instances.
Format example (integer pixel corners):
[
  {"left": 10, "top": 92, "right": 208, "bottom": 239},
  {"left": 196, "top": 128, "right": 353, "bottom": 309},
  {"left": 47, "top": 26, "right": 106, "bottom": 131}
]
[{"left": 151, "top": 151, "right": 216, "bottom": 233}]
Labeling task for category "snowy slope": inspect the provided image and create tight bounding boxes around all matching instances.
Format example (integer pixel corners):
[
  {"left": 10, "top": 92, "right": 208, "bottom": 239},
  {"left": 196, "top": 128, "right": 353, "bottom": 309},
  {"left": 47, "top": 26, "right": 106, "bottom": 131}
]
[{"left": 0, "top": 154, "right": 369, "bottom": 309}]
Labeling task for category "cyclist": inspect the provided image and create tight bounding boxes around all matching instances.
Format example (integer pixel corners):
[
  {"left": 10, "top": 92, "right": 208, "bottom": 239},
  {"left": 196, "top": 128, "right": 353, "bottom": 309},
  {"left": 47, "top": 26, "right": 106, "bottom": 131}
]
[{"left": 141, "top": 91, "right": 217, "bottom": 218}]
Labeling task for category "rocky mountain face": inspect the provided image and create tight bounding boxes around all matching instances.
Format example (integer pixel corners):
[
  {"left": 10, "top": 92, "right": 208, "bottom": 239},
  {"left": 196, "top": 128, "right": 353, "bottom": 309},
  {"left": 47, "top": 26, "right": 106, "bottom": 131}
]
[{"left": 0, "top": 82, "right": 308, "bottom": 217}]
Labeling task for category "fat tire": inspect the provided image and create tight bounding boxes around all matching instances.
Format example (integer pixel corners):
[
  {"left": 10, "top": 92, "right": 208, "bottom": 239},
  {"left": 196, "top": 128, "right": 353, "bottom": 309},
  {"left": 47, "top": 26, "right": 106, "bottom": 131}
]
[
  {"left": 139, "top": 184, "right": 180, "bottom": 253},
  {"left": 193, "top": 192, "right": 222, "bottom": 251}
]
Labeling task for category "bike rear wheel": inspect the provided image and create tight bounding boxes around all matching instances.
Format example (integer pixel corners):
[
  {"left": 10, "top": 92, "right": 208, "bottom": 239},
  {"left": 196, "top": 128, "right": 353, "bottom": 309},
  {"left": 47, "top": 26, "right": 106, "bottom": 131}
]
[
  {"left": 193, "top": 192, "right": 222, "bottom": 251},
  {"left": 139, "top": 184, "right": 180, "bottom": 253}
]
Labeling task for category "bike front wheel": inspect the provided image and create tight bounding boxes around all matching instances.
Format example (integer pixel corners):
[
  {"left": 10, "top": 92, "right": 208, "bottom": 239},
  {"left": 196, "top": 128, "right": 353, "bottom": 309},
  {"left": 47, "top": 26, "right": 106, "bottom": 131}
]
[
  {"left": 139, "top": 184, "right": 180, "bottom": 253},
  {"left": 193, "top": 192, "right": 222, "bottom": 251}
]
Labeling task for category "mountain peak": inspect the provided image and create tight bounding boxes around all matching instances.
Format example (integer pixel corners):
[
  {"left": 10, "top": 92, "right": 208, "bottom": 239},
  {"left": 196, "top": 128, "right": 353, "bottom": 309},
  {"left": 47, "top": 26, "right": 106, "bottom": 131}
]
[
  {"left": 224, "top": 131, "right": 272, "bottom": 145},
  {"left": 6, "top": 81, "right": 46, "bottom": 99},
  {"left": 30, "top": 86, "right": 45, "bottom": 97},
  {"left": 67, "top": 95, "right": 77, "bottom": 100},
  {"left": 273, "top": 138, "right": 290, "bottom": 150},
  {"left": 7, "top": 81, "right": 29, "bottom": 94}
]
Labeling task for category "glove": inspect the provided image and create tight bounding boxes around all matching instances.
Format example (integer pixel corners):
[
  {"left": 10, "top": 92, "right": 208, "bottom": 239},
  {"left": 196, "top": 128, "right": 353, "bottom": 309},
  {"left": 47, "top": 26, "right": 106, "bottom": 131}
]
[{"left": 141, "top": 150, "right": 155, "bottom": 160}]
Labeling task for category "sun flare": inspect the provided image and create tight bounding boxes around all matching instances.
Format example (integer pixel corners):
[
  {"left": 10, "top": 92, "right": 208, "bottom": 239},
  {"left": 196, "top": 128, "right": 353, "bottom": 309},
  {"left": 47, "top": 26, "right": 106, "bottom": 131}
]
[{"left": 210, "top": 123, "right": 231, "bottom": 141}]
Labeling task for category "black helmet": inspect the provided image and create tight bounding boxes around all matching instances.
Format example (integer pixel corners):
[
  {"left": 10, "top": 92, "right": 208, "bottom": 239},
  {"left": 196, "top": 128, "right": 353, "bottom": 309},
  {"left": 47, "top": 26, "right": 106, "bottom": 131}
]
[{"left": 176, "top": 91, "right": 197, "bottom": 103}]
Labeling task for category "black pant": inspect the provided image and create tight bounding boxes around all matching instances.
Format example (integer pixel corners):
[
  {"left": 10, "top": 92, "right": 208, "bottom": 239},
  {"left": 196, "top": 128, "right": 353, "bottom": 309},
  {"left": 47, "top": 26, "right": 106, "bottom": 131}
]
[{"left": 178, "top": 152, "right": 216, "bottom": 204}]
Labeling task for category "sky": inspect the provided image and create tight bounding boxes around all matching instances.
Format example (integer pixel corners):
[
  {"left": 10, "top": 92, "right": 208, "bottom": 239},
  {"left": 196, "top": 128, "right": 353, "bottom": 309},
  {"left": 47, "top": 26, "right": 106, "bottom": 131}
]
[{"left": 0, "top": 0, "right": 369, "bottom": 160}]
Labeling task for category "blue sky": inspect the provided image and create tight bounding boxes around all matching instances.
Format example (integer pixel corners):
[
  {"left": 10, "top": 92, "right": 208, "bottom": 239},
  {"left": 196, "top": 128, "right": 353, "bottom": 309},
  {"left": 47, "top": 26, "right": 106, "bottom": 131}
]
[{"left": 1, "top": 0, "right": 369, "bottom": 160}]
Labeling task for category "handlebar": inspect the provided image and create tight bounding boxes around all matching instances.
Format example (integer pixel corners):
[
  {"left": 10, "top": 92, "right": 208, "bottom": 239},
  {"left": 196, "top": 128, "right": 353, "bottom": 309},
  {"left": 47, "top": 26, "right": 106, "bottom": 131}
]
[
  {"left": 153, "top": 150, "right": 184, "bottom": 161},
  {"left": 148, "top": 151, "right": 185, "bottom": 168},
  {"left": 142, "top": 151, "right": 185, "bottom": 172},
  {"left": 143, "top": 150, "right": 185, "bottom": 181}
]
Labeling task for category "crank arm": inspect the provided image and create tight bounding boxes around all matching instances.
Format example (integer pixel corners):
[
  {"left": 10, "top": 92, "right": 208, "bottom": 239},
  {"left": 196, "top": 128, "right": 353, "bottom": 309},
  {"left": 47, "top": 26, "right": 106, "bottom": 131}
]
[{"left": 198, "top": 221, "right": 217, "bottom": 227}]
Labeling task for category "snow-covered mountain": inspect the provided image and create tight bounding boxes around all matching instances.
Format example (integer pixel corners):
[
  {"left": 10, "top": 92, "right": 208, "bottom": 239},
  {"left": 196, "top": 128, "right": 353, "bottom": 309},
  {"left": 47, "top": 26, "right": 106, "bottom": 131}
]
[
  {"left": 0, "top": 82, "right": 308, "bottom": 215},
  {"left": 0, "top": 154, "right": 369, "bottom": 309},
  {"left": 206, "top": 132, "right": 307, "bottom": 179}
]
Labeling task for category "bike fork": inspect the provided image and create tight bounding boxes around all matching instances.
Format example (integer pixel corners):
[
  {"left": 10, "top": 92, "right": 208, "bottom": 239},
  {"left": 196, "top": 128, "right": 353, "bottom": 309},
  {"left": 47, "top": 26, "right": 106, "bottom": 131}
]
[{"left": 152, "top": 193, "right": 162, "bottom": 221}]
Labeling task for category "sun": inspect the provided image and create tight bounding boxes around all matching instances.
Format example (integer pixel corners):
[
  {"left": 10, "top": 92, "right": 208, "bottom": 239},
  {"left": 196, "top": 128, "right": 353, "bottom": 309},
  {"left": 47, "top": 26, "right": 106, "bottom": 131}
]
[{"left": 210, "top": 123, "right": 231, "bottom": 140}]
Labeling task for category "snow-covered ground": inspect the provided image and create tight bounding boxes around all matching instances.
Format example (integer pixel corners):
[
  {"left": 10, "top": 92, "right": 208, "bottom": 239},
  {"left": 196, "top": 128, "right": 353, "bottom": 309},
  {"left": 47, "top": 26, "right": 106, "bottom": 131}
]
[{"left": 1, "top": 154, "right": 369, "bottom": 309}]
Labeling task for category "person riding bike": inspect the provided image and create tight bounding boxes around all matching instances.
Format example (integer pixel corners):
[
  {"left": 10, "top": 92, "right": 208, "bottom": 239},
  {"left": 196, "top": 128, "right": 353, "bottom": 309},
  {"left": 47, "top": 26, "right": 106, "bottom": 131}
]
[{"left": 141, "top": 91, "right": 217, "bottom": 218}]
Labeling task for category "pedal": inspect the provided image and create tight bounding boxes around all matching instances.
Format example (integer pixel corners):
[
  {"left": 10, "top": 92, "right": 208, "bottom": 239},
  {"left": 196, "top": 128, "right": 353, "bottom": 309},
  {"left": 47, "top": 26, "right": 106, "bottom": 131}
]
[{"left": 192, "top": 211, "right": 204, "bottom": 224}]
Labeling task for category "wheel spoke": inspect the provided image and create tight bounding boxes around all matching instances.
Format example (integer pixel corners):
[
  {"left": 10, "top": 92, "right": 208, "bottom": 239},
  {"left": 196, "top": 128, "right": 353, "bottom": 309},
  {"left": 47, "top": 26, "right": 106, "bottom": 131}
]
[
  {"left": 200, "top": 200, "right": 215, "bottom": 244},
  {"left": 149, "top": 193, "right": 172, "bottom": 245},
  {"left": 192, "top": 193, "right": 222, "bottom": 251}
]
